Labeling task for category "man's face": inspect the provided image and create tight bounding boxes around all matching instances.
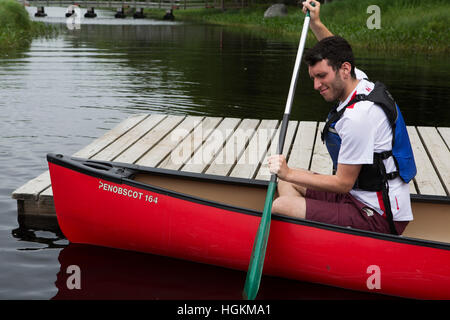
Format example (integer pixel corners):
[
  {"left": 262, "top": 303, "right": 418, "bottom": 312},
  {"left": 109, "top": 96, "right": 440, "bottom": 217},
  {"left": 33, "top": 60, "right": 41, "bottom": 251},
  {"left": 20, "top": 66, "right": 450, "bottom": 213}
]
[{"left": 308, "top": 59, "right": 346, "bottom": 102}]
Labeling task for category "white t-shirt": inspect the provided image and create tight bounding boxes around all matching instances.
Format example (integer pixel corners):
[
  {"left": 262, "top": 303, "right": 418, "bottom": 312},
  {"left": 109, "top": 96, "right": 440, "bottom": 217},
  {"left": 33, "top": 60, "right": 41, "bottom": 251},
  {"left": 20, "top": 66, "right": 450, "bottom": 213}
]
[
  {"left": 334, "top": 73, "right": 413, "bottom": 222},
  {"left": 355, "top": 68, "right": 368, "bottom": 80}
]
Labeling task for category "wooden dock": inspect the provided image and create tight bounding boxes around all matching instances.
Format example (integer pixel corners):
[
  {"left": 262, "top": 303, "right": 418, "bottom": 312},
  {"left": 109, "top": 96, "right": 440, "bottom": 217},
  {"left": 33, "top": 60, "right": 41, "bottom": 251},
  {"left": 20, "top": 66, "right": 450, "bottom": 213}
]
[{"left": 11, "top": 113, "right": 450, "bottom": 228}]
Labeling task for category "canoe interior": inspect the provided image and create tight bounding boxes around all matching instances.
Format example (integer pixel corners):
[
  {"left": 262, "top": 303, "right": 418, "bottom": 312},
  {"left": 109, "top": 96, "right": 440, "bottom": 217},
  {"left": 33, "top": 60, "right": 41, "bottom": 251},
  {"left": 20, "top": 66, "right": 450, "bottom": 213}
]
[
  {"left": 132, "top": 173, "right": 450, "bottom": 245},
  {"left": 133, "top": 173, "right": 268, "bottom": 212}
]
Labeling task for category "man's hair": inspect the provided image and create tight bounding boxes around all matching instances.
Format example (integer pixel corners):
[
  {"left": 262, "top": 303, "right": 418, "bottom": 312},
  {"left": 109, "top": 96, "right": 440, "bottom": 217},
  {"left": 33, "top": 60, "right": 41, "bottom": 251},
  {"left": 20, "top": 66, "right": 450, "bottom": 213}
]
[{"left": 304, "top": 36, "right": 356, "bottom": 78}]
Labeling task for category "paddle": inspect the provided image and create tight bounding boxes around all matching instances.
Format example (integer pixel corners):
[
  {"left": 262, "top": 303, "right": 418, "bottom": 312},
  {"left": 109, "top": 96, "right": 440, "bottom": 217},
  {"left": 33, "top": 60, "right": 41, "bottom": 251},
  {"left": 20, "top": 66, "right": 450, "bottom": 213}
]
[{"left": 243, "top": 3, "right": 314, "bottom": 300}]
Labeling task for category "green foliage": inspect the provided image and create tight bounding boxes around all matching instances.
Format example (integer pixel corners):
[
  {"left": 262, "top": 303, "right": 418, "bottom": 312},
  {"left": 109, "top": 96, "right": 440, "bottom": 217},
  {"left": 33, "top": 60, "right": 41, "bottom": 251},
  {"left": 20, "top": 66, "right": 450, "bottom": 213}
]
[
  {"left": 0, "top": 0, "right": 56, "bottom": 52},
  {"left": 0, "top": 0, "right": 31, "bottom": 30},
  {"left": 146, "top": 0, "right": 449, "bottom": 53},
  {"left": 318, "top": 0, "right": 449, "bottom": 52}
]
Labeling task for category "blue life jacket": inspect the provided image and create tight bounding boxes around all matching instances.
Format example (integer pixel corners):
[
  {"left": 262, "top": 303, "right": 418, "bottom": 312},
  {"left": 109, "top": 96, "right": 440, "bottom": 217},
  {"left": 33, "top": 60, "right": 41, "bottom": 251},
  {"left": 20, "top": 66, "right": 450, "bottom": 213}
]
[
  {"left": 321, "top": 81, "right": 416, "bottom": 235},
  {"left": 321, "top": 81, "right": 416, "bottom": 190}
]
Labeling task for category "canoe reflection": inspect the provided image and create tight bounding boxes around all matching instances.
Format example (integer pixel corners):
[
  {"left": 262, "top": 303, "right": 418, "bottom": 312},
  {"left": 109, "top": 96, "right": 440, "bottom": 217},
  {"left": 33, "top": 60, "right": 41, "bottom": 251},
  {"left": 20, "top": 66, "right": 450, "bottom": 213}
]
[{"left": 53, "top": 244, "right": 393, "bottom": 300}]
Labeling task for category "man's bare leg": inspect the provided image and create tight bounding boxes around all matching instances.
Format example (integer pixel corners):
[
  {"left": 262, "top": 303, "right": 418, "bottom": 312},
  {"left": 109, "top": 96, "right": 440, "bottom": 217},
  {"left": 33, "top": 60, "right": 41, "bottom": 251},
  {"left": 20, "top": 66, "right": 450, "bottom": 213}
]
[
  {"left": 272, "top": 180, "right": 307, "bottom": 219},
  {"left": 277, "top": 179, "right": 307, "bottom": 197}
]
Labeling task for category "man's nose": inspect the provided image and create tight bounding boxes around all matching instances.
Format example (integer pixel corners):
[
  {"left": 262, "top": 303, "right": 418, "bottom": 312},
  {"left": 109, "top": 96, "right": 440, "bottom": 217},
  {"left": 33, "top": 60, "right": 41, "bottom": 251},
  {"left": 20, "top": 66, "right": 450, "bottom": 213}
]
[{"left": 313, "top": 78, "right": 321, "bottom": 91}]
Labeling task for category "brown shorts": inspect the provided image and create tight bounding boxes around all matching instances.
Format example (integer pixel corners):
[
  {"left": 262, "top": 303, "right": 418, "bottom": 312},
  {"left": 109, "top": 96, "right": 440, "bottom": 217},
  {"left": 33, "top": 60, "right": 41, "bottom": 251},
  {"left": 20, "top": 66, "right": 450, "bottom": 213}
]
[{"left": 304, "top": 189, "right": 409, "bottom": 235}]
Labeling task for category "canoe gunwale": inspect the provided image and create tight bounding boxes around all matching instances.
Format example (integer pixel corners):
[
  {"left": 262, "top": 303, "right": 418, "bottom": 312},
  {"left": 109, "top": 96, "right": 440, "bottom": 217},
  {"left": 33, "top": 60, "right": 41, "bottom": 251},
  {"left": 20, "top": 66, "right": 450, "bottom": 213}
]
[
  {"left": 410, "top": 193, "right": 450, "bottom": 204},
  {"left": 47, "top": 153, "right": 450, "bottom": 251},
  {"left": 47, "top": 153, "right": 270, "bottom": 188}
]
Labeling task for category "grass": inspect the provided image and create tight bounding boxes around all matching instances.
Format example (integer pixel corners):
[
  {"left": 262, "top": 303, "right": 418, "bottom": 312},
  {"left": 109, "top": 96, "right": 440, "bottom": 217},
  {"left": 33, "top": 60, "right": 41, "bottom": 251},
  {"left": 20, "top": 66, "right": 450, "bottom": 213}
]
[
  {"left": 145, "top": 0, "right": 449, "bottom": 53},
  {"left": 0, "top": 0, "right": 57, "bottom": 53}
]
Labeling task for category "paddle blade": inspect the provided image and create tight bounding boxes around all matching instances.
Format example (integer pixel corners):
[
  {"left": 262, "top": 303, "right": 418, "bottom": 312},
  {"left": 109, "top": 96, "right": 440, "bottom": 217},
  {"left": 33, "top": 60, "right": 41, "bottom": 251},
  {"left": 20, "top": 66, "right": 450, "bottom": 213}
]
[{"left": 243, "top": 180, "right": 277, "bottom": 300}]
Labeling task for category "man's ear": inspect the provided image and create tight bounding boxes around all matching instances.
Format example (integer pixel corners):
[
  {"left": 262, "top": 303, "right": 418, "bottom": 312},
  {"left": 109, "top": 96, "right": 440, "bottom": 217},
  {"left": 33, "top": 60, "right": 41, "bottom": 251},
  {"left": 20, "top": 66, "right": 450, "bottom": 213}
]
[{"left": 340, "top": 62, "right": 352, "bottom": 80}]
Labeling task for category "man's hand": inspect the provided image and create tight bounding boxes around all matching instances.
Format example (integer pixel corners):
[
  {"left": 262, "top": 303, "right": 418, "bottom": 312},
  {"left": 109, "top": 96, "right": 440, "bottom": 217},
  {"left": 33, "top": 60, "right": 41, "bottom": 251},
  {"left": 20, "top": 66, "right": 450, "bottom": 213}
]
[
  {"left": 268, "top": 154, "right": 290, "bottom": 180},
  {"left": 302, "top": 0, "right": 321, "bottom": 24},
  {"left": 301, "top": 0, "right": 333, "bottom": 41}
]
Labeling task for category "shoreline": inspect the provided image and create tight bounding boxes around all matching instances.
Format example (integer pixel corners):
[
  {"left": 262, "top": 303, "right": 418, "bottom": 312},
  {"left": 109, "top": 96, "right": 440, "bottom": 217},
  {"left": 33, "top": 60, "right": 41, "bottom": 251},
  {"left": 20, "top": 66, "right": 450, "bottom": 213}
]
[
  {"left": 0, "top": 0, "right": 57, "bottom": 53},
  {"left": 143, "top": 0, "right": 449, "bottom": 54}
]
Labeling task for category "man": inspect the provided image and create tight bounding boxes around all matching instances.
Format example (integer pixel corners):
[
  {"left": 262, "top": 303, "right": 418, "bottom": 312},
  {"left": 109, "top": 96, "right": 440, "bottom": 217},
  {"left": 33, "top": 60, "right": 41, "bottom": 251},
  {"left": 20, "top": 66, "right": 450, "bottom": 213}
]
[{"left": 267, "top": 0, "right": 416, "bottom": 235}]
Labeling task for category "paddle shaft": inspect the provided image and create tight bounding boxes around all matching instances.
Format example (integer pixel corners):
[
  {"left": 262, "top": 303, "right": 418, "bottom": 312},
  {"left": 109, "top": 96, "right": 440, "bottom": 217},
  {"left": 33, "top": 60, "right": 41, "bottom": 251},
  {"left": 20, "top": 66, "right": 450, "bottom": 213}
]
[
  {"left": 243, "top": 8, "right": 313, "bottom": 300},
  {"left": 276, "top": 11, "right": 312, "bottom": 165}
]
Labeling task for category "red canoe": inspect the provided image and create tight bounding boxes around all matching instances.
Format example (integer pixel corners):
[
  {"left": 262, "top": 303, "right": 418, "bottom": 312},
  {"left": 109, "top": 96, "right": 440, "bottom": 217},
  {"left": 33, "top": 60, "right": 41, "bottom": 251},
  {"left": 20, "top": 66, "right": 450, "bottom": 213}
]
[{"left": 47, "top": 153, "right": 450, "bottom": 299}]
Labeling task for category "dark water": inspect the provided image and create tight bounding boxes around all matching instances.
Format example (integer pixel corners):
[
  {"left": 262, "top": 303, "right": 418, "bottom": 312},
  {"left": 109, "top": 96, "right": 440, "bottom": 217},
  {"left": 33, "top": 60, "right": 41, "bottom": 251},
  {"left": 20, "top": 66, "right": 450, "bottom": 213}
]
[{"left": 0, "top": 7, "right": 448, "bottom": 299}]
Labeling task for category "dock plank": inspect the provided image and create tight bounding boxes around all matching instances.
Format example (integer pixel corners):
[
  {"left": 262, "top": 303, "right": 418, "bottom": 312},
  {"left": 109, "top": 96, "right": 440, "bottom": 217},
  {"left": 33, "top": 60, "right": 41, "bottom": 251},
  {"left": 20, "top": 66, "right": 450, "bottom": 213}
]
[
  {"left": 229, "top": 119, "right": 278, "bottom": 179},
  {"left": 407, "top": 126, "right": 446, "bottom": 196},
  {"left": 254, "top": 120, "right": 298, "bottom": 180},
  {"left": 111, "top": 115, "right": 184, "bottom": 164},
  {"left": 205, "top": 118, "right": 260, "bottom": 176},
  {"left": 12, "top": 171, "right": 51, "bottom": 201},
  {"left": 287, "top": 121, "right": 317, "bottom": 170},
  {"left": 134, "top": 116, "right": 204, "bottom": 167},
  {"left": 409, "top": 180, "right": 417, "bottom": 195},
  {"left": 90, "top": 114, "right": 169, "bottom": 162},
  {"left": 158, "top": 117, "right": 223, "bottom": 171},
  {"left": 73, "top": 114, "right": 149, "bottom": 158},
  {"left": 310, "top": 122, "right": 333, "bottom": 175},
  {"left": 417, "top": 126, "right": 450, "bottom": 195},
  {"left": 437, "top": 127, "right": 450, "bottom": 149},
  {"left": 181, "top": 118, "right": 241, "bottom": 174}
]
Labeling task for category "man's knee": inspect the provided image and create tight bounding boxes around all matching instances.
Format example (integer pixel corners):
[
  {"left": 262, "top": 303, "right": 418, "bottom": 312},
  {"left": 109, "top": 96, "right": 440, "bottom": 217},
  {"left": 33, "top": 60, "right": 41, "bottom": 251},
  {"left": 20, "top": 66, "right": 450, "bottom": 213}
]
[
  {"left": 277, "top": 180, "right": 290, "bottom": 194},
  {"left": 277, "top": 180, "right": 290, "bottom": 188},
  {"left": 272, "top": 197, "right": 284, "bottom": 214},
  {"left": 277, "top": 180, "right": 307, "bottom": 197},
  {"left": 272, "top": 196, "right": 306, "bottom": 219}
]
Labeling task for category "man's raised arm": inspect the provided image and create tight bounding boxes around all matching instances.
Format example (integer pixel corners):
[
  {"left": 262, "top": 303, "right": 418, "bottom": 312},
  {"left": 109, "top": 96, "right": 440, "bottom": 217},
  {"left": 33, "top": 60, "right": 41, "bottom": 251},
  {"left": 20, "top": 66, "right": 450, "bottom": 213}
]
[{"left": 302, "top": 0, "right": 333, "bottom": 41}]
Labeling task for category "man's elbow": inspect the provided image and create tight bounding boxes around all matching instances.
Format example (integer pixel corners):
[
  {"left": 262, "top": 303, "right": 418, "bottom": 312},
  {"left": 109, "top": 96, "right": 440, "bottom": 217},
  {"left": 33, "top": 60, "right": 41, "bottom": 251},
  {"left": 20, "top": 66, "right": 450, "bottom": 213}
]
[{"left": 338, "top": 180, "right": 354, "bottom": 194}]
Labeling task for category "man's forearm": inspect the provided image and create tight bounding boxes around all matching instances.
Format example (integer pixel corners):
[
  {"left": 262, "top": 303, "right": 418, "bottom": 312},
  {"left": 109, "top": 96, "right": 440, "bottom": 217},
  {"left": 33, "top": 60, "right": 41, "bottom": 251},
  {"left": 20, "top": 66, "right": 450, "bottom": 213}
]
[
  {"left": 310, "top": 20, "right": 333, "bottom": 41},
  {"left": 284, "top": 168, "right": 350, "bottom": 194}
]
